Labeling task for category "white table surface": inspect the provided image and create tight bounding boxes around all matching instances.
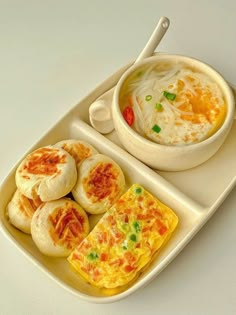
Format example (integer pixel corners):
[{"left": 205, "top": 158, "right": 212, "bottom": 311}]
[{"left": 0, "top": 1, "right": 236, "bottom": 314}]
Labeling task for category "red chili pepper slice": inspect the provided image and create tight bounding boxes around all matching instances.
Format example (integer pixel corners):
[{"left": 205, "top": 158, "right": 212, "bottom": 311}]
[{"left": 122, "top": 106, "right": 134, "bottom": 126}]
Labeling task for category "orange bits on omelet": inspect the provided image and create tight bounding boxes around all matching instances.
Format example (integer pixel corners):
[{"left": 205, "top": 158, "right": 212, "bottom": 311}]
[{"left": 68, "top": 184, "right": 178, "bottom": 289}]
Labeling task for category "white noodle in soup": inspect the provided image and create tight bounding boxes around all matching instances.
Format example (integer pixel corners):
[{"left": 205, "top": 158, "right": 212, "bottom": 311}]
[{"left": 119, "top": 62, "right": 226, "bottom": 146}]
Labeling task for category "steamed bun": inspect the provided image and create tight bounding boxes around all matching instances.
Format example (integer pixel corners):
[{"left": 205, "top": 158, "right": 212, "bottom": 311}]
[
  {"left": 54, "top": 139, "right": 98, "bottom": 164},
  {"left": 31, "top": 198, "right": 89, "bottom": 257},
  {"left": 7, "top": 189, "right": 42, "bottom": 234},
  {"left": 15, "top": 146, "right": 77, "bottom": 202},
  {"left": 72, "top": 154, "right": 125, "bottom": 214}
]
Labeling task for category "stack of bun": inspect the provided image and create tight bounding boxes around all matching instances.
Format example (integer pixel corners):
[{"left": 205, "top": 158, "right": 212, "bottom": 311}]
[{"left": 7, "top": 139, "right": 126, "bottom": 257}]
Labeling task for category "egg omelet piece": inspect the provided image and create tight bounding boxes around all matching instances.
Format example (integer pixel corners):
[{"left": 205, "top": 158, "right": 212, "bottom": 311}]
[{"left": 68, "top": 184, "right": 178, "bottom": 288}]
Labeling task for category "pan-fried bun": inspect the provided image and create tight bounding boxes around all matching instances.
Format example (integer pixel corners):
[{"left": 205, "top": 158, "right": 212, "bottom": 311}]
[
  {"left": 72, "top": 154, "right": 125, "bottom": 214},
  {"left": 31, "top": 198, "right": 89, "bottom": 257},
  {"left": 54, "top": 139, "right": 98, "bottom": 165},
  {"left": 15, "top": 146, "right": 77, "bottom": 202},
  {"left": 7, "top": 189, "right": 42, "bottom": 234}
]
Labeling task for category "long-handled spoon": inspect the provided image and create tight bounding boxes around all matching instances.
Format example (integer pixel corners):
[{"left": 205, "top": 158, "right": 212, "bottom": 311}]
[{"left": 89, "top": 16, "right": 170, "bottom": 134}]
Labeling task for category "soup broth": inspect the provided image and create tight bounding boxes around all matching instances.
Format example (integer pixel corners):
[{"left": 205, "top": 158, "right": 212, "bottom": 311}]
[{"left": 119, "top": 61, "right": 226, "bottom": 145}]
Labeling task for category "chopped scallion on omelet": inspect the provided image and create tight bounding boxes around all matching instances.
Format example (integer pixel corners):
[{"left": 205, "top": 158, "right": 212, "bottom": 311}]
[{"left": 68, "top": 184, "right": 178, "bottom": 289}]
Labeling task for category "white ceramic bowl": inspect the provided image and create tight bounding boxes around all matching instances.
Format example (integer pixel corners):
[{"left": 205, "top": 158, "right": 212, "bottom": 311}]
[{"left": 112, "top": 54, "right": 235, "bottom": 171}]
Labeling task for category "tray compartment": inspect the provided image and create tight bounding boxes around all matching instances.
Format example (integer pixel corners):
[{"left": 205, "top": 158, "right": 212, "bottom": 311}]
[{"left": 0, "top": 113, "right": 203, "bottom": 302}]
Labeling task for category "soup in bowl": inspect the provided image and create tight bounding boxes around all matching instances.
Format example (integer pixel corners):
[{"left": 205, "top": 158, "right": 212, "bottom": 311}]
[{"left": 112, "top": 54, "right": 235, "bottom": 171}]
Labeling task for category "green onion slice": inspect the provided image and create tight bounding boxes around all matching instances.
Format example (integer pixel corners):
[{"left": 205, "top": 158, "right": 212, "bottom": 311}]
[
  {"left": 145, "top": 95, "right": 152, "bottom": 101},
  {"left": 155, "top": 103, "right": 163, "bottom": 111},
  {"left": 122, "top": 240, "right": 128, "bottom": 250},
  {"left": 163, "top": 91, "right": 176, "bottom": 101},
  {"left": 87, "top": 252, "right": 99, "bottom": 260},
  {"left": 133, "top": 221, "right": 141, "bottom": 233},
  {"left": 135, "top": 187, "right": 142, "bottom": 194},
  {"left": 130, "top": 234, "right": 137, "bottom": 242},
  {"left": 152, "top": 124, "right": 161, "bottom": 133}
]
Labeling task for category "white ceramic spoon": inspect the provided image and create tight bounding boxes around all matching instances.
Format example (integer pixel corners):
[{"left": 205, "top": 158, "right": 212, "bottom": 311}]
[{"left": 89, "top": 16, "right": 170, "bottom": 134}]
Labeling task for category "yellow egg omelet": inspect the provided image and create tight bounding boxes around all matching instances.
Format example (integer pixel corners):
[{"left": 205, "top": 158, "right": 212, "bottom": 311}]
[{"left": 68, "top": 184, "right": 178, "bottom": 289}]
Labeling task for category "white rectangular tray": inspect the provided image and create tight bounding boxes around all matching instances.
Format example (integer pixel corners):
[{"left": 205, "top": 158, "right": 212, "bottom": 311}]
[{"left": 0, "top": 60, "right": 235, "bottom": 303}]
